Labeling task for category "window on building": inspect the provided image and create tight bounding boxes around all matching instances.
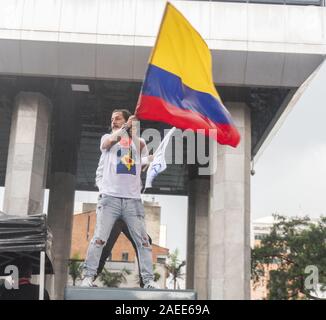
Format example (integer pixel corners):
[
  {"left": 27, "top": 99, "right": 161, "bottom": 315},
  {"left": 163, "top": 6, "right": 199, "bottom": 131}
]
[
  {"left": 255, "top": 234, "right": 267, "bottom": 240},
  {"left": 122, "top": 252, "right": 129, "bottom": 261},
  {"left": 86, "top": 215, "right": 90, "bottom": 241},
  {"left": 157, "top": 257, "right": 166, "bottom": 264}
]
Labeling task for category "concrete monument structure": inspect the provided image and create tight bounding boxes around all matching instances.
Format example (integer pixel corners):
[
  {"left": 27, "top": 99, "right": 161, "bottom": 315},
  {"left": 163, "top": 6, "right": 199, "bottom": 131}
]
[{"left": 0, "top": 0, "right": 325, "bottom": 299}]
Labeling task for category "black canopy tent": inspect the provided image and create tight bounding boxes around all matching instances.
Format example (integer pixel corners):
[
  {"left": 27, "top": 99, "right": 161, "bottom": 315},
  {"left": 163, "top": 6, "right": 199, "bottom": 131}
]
[{"left": 0, "top": 212, "right": 54, "bottom": 299}]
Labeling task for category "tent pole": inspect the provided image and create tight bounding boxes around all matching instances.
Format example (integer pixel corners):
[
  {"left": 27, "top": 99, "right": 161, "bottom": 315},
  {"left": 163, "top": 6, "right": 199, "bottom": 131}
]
[{"left": 39, "top": 251, "right": 45, "bottom": 300}]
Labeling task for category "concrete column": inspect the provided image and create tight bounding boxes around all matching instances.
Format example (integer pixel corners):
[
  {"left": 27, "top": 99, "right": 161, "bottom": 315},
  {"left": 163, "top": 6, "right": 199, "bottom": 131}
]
[
  {"left": 186, "top": 173, "right": 209, "bottom": 300},
  {"left": 47, "top": 173, "right": 76, "bottom": 300},
  {"left": 208, "top": 102, "right": 251, "bottom": 300},
  {"left": 47, "top": 80, "right": 80, "bottom": 299},
  {"left": 3, "top": 92, "right": 51, "bottom": 216},
  {"left": 0, "top": 100, "right": 12, "bottom": 188},
  {"left": 143, "top": 200, "right": 161, "bottom": 245}
]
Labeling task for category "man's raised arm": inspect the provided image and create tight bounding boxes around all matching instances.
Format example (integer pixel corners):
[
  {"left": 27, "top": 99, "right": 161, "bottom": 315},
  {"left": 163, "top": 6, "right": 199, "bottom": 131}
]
[{"left": 101, "top": 115, "right": 136, "bottom": 151}]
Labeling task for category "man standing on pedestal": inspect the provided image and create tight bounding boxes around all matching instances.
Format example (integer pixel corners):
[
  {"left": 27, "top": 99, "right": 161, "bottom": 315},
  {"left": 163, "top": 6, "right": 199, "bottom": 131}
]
[{"left": 81, "top": 109, "right": 157, "bottom": 289}]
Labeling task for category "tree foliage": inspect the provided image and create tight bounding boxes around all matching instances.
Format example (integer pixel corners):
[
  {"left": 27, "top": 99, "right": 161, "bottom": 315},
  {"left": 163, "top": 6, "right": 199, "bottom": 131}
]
[
  {"left": 99, "top": 267, "right": 131, "bottom": 288},
  {"left": 153, "top": 263, "right": 161, "bottom": 282},
  {"left": 251, "top": 214, "right": 326, "bottom": 300},
  {"left": 165, "top": 248, "right": 186, "bottom": 290},
  {"left": 68, "top": 253, "right": 83, "bottom": 286},
  {"left": 134, "top": 264, "right": 161, "bottom": 285}
]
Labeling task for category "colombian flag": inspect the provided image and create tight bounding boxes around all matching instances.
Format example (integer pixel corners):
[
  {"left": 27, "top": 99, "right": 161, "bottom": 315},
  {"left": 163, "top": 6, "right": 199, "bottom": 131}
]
[{"left": 135, "top": 2, "right": 240, "bottom": 147}]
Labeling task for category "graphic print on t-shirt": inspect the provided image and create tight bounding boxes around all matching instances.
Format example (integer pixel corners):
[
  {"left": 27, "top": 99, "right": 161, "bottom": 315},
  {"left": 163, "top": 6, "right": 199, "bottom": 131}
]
[{"left": 116, "top": 146, "right": 136, "bottom": 175}]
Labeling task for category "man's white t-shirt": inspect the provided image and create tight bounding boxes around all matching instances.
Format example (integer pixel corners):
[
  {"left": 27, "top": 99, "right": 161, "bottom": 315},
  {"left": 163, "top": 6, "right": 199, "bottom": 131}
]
[{"left": 95, "top": 134, "right": 148, "bottom": 199}]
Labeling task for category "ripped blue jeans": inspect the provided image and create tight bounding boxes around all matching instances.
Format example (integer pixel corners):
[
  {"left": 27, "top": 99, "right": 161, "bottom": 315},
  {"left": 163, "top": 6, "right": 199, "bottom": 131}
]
[{"left": 83, "top": 194, "right": 154, "bottom": 284}]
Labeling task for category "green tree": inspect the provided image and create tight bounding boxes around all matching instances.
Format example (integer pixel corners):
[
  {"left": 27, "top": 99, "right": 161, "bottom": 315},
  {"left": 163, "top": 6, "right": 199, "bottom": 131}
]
[
  {"left": 153, "top": 263, "right": 161, "bottom": 282},
  {"left": 165, "top": 248, "right": 186, "bottom": 290},
  {"left": 68, "top": 253, "right": 83, "bottom": 286},
  {"left": 99, "top": 267, "right": 131, "bottom": 288},
  {"left": 252, "top": 214, "right": 326, "bottom": 300},
  {"left": 134, "top": 264, "right": 161, "bottom": 285}
]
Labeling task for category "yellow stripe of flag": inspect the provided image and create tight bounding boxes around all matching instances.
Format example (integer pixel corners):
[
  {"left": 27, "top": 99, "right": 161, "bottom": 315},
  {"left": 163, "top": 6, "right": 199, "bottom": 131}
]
[{"left": 150, "top": 2, "right": 220, "bottom": 100}]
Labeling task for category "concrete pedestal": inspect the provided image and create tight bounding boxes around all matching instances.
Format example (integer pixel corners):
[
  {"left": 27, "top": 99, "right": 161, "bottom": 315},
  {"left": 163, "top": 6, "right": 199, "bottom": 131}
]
[{"left": 65, "top": 286, "right": 197, "bottom": 300}]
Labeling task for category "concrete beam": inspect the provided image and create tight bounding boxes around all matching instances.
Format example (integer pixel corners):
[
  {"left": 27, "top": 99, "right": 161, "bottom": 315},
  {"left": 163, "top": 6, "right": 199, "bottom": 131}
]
[{"left": 0, "top": 1, "right": 325, "bottom": 86}]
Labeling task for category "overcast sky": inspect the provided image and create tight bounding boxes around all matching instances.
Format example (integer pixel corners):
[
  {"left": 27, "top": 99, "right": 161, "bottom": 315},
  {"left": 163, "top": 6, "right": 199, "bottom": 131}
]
[
  {"left": 251, "top": 60, "right": 326, "bottom": 220},
  {"left": 1, "top": 61, "right": 325, "bottom": 261}
]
